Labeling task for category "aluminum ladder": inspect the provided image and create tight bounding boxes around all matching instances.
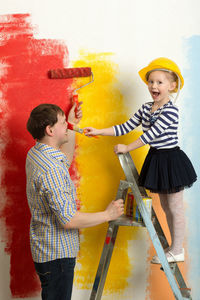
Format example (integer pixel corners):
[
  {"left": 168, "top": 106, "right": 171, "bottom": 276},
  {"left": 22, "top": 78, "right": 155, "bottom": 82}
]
[{"left": 89, "top": 152, "right": 192, "bottom": 300}]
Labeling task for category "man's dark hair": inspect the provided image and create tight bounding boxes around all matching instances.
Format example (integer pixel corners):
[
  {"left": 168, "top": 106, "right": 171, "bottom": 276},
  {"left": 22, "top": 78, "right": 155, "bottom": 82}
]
[{"left": 27, "top": 103, "right": 65, "bottom": 140}]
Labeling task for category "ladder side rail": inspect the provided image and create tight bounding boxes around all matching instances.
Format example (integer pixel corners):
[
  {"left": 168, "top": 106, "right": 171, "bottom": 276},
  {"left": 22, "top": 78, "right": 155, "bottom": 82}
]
[
  {"left": 122, "top": 153, "right": 191, "bottom": 294},
  {"left": 90, "top": 181, "right": 129, "bottom": 300},
  {"left": 129, "top": 182, "right": 184, "bottom": 300},
  {"left": 118, "top": 153, "right": 184, "bottom": 300},
  {"left": 90, "top": 224, "right": 119, "bottom": 300}
]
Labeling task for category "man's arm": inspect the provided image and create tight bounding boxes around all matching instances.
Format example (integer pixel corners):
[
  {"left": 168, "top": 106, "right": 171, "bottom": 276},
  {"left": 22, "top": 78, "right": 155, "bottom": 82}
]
[
  {"left": 61, "top": 129, "right": 76, "bottom": 166},
  {"left": 63, "top": 199, "right": 124, "bottom": 229},
  {"left": 43, "top": 168, "right": 124, "bottom": 229},
  {"left": 60, "top": 102, "right": 82, "bottom": 165}
]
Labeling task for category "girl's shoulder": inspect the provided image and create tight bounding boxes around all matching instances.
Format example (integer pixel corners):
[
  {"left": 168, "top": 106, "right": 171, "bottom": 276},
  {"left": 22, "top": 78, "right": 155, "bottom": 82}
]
[
  {"left": 141, "top": 101, "right": 153, "bottom": 109},
  {"left": 165, "top": 100, "right": 179, "bottom": 112},
  {"left": 144, "top": 101, "right": 153, "bottom": 106},
  {"left": 162, "top": 101, "right": 179, "bottom": 119}
]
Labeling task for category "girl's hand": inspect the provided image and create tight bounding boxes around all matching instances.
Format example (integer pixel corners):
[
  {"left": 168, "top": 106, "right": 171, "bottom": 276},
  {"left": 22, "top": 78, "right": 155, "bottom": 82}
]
[
  {"left": 84, "top": 127, "right": 101, "bottom": 136},
  {"left": 68, "top": 102, "right": 83, "bottom": 124},
  {"left": 114, "top": 144, "right": 129, "bottom": 154}
]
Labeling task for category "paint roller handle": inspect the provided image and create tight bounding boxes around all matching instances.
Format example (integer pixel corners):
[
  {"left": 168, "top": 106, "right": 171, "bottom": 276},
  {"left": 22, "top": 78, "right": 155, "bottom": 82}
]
[
  {"left": 68, "top": 99, "right": 83, "bottom": 125},
  {"left": 72, "top": 94, "right": 79, "bottom": 116}
]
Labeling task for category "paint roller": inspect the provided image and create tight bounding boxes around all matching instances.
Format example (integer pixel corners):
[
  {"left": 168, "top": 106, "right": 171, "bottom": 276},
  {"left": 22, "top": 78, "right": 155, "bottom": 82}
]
[
  {"left": 48, "top": 67, "right": 93, "bottom": 114},
  {"left": 48, "top": 67, "right": 97, "bottom": 137}
]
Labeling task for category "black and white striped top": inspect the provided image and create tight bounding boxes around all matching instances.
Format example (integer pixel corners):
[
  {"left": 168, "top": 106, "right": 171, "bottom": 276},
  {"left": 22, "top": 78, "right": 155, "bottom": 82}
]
[{"left": 113, "top": 100, "right": 179, "bottom": 149}]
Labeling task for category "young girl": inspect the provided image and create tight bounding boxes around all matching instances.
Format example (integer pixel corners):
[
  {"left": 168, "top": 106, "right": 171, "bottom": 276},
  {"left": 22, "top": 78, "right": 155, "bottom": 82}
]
[{"left": 84, "top": 57, "right": 197, "bottom": 264}]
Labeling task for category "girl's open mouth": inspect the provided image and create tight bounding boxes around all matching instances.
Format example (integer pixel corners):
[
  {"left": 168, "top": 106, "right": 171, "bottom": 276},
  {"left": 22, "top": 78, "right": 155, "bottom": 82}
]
[{"left": 152, "top": 91, "right": 160, "bottom": 98}]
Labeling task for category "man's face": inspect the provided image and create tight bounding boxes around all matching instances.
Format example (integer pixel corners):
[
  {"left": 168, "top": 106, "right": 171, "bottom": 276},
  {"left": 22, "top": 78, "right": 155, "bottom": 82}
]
[{"left": 51, "top": 113, "right": 68, "bottom": 147}]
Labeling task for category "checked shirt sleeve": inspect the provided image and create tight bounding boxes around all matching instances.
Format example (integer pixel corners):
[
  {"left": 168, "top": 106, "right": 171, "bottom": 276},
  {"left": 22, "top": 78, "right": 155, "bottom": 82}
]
[
  {"left": 113, "top": 105, "right": 144, "bottom": 136},
  {"left": 41, "top": 167, "right": 77, "bottom": 226},
  {"left": 140, "top": 107, "right": 179, "bottom": 145}
]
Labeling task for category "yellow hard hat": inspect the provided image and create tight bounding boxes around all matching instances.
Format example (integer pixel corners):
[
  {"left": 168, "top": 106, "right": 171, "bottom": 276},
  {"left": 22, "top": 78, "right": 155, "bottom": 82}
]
[{"left": 138, "top": 57, "right": 184, "bottom": 92}]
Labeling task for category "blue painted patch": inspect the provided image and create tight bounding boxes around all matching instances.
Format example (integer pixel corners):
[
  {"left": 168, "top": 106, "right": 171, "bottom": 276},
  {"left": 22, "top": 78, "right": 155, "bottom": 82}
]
[{"left": 180, "top": 35, "right": 200, "bottom": 299}]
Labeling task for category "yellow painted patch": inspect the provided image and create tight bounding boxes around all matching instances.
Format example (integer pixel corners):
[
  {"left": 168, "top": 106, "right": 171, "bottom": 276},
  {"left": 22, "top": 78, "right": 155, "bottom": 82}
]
[{"left": 73, "top": 51, "right": 149, "bottom": 296}]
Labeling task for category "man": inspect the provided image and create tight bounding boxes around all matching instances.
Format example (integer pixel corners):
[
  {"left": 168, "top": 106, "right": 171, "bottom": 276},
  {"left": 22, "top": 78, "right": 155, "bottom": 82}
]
[{"left": 26, "top": 102, "right": 124, "bottom": 300}]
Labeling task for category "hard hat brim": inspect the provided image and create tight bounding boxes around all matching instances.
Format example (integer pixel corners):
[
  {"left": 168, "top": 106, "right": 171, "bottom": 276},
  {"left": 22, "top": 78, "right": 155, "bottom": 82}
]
[{"left": 138, "top": 65, "right": 184, "bottom": 90}]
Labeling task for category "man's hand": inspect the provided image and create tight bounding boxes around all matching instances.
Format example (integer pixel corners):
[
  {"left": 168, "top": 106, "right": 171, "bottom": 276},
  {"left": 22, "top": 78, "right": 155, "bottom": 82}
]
[
  {"left": 105, "top": 199, "right": 124, "bottom": 221},
  {"left": 114, "top": 144, "right": 129, "bottom": 154},
  {"left": 68, "top": 102, "right": 83, "bottom": 125},
  {"left": 63, "top": 199, "right": 124, "bottom": 229}
]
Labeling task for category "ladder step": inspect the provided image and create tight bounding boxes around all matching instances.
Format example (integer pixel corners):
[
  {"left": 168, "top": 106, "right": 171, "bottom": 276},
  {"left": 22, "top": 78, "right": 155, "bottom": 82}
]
[
  {"left": 160, "top": 263, "right": 179, "bottom": 274},
  {"left": 110, "top": 214, "right": 145, "bottom": 227},
  {"left": 181, "top": 288, "right": 192, "bottom": 299}
]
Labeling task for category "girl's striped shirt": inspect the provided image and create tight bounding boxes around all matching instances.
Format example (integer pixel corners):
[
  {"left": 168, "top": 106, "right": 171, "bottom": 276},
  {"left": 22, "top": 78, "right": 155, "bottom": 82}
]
[{"left": 113, "top": 100, "right": 179, "bottom": 149}]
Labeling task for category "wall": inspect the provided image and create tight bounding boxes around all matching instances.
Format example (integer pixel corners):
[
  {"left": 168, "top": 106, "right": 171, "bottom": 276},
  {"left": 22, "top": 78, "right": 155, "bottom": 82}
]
[{"left": 0, "top": 1, "right": 199, "bottom": 299}]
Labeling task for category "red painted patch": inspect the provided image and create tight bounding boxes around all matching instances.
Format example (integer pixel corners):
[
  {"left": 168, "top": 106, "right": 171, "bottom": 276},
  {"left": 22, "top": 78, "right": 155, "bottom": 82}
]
[
  {"left": 105, "top": 236, "right": 111, "bottom": 244},
  {"left": 0, "top": 14, "right": 79, "bottom": 297}
]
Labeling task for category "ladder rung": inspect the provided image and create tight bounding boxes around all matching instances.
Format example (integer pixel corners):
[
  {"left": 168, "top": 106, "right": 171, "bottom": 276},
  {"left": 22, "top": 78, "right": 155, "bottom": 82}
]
[
  {"left": 110, "top": 214, "right": 145, "bottom": 227},
  {"left": 160, "top": 263, "right": 178, "bottom": 274}
]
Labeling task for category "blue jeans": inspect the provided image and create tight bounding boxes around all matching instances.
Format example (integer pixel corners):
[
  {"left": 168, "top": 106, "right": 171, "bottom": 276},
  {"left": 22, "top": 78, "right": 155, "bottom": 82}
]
[{"left": 34, "top": 258, "right": 76, "bottom": 300}]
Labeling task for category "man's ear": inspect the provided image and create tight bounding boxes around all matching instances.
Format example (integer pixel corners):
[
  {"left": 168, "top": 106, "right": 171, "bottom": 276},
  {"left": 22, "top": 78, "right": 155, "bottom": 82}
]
[{"left": 45, "top": 125, "right": 54, "bottom": 137}]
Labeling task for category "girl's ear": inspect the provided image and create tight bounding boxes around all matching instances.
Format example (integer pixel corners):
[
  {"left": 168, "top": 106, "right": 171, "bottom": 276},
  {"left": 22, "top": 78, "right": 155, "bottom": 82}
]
[{"left": 169, "top": 81, "right": 177, "bottom": 92}]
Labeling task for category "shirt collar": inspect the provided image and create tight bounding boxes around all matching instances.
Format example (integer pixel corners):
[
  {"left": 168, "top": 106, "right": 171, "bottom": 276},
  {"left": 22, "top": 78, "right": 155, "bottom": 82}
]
[
  {"left": 150, "top": 100, "right": 173, "bottom": 110},
  {"left": 35, "top": 142, "right": 69, "bottom": 164},
  {"left": 161, "top": 100, "right": 173, "bottom": 110}
]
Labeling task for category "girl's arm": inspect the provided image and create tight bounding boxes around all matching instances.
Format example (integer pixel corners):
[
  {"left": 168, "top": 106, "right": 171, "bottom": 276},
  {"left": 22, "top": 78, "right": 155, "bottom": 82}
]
[
  {"left": 84, "top": 127, "right": 115, "bottom": 136},
  {"left": 114, "top": 137, "right": 145, "bottom": 154},
  {"left": 84, "top": 115, "right": 141, "bottom": 137},
  {"left": 84, "top": 105, "right": 144, "bottom": 137}
]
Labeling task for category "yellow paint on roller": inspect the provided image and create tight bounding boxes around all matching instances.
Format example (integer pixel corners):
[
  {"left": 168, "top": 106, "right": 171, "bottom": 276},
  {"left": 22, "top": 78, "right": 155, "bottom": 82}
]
[{"left": 72, "top": 51, "right": 149, "bottom": 295}]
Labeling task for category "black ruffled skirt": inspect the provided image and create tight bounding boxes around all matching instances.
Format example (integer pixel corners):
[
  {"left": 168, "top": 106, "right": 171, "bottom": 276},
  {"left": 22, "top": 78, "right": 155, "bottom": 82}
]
[{"left": 138, "top": 146, "right": 197, "bottom": 194}]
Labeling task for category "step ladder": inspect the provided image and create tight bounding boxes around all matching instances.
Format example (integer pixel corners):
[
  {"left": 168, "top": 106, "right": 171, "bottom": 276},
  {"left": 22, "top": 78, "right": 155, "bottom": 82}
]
[{"left": 89, "top": 152, "right": 192, "bottom": 300}]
